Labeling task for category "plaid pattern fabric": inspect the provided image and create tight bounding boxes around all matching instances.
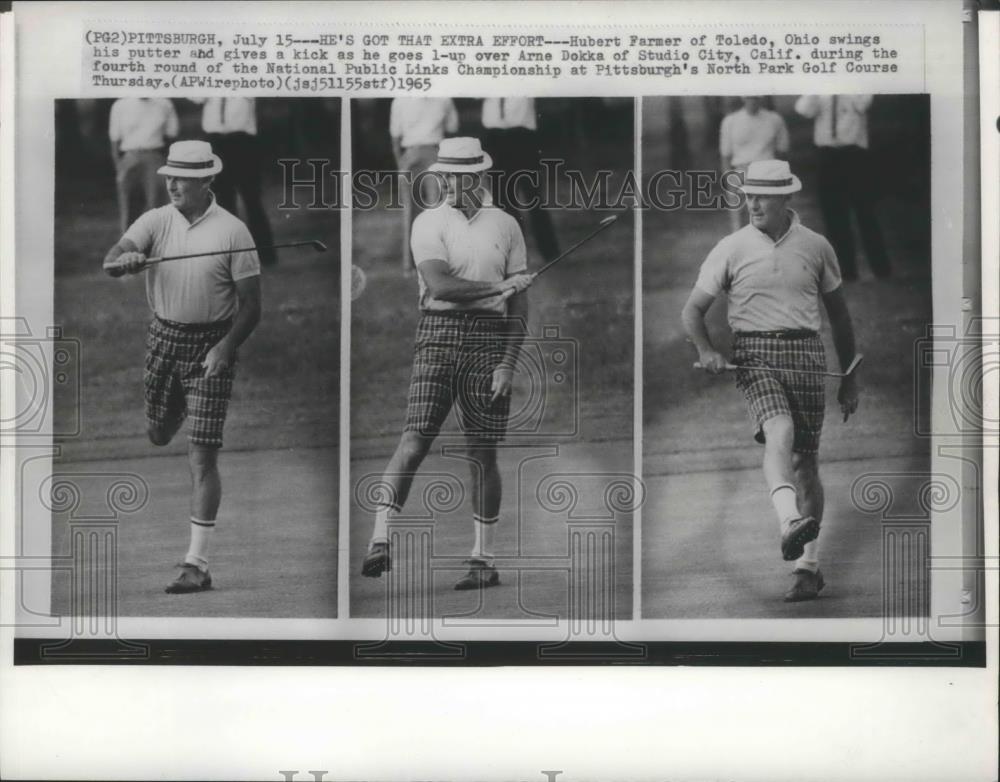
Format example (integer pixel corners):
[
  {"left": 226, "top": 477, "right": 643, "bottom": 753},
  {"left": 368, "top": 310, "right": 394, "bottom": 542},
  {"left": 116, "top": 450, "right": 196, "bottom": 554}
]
[
  {"left": 732, "top": 334, "right": 826, "bottom": 454},
  {"left": 144, "top": 317, "right": 234, "bottom": 448},
  {"left": 404, "top": 313, "right": 515, "bottom": 440}
]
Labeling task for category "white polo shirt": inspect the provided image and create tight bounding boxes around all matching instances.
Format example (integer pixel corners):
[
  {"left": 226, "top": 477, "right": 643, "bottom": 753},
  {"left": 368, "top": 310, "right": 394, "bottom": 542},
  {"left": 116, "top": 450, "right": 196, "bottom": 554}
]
[
  {"left": 410, "top": 194, "right": 527, "bottom": 315},
  {"left": 123, "top": 197, "right": 260, "bottom": 324},
  {"left": 389, "top": 98, "right": 459, "bottom": 148},
  {"left": 719, "top": 108, "right": 789, "bottom": 168},
  {"left": 695, "top": 211, "right": 842, "bottom": 333},
  {"left": 108, "top": 98, "right": 179, "bottom": 151}
]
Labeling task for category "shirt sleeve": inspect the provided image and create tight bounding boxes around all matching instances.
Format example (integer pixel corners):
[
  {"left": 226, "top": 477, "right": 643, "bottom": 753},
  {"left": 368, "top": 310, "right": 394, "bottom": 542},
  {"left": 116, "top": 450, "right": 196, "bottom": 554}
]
[
  {"left": 817, "top": 236, "right": 843, "bottom": 293},
  {"left": 388, "top": 99, "right": 402, "bottom": 140},
  {"left": 775, "top": 114, "right": 790, "bottom": 154},
  {"left": 444, "top": 100, "right": 459, "bottom": 134},
  {"left": 164, "top": 100, "right": 180, "bottom": 138},
  {"left": 229, "top": 222, "right": 261, "bottom": 281},
  {"left": 693, "top": 239, "right": 731, "bottom": 297},
  {"left": 121, "top": 208, "right": 159, "bottom": 252},
  {"left": 108, "top": 100, "right": 122, "bottom": 142},
  {"left": 719, "top": 114, "right": 733, "bottom": 158},
  {"left": 410, "top": 211, "right": 447, "bottom": 265},
  {"left": 505, "top": 219, "right": 528, "bottom": 275},
  {"left": 851, "top": 95, "right": 874, "bottom": 112},
  {"left": 794, "top": 95, "right": 820, "bottom": 119}
]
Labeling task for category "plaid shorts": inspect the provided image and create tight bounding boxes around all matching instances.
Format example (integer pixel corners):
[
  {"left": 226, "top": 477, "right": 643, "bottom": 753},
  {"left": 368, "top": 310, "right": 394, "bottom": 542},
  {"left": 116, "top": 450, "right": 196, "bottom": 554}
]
[
  {"left": 732, "top": 332, "right": 826, "bottom": 455},
  {"left": 144, "top": 317, "right": 234, "bottom": 448},
  {"left": 404, "top": 312, "right": 515, "bottom": 440}
]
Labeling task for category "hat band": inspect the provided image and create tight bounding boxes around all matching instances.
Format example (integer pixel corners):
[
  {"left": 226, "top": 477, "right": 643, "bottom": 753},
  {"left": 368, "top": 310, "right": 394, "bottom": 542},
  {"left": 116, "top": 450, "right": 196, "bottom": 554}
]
[
  {"left": 436, "top": 155, "right": 484, "bottom": 165},
  {"left": 744, "top": 177, "right": 793, "bottom": 187},
  {"left": 165, "top": 159, "right": 215, "bottom": 170}
]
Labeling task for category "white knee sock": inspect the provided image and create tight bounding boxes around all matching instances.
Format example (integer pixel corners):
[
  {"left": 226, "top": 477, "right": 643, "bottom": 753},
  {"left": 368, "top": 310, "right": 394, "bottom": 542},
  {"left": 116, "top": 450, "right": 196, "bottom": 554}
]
[
  {"left": 471, "top": 514, "right": 498, "bottom": 563},
  {"left": 770, "top": 484, "right": 800, "bottom": 530},
  {"left": 371, "top": 502, "right": 399, "bottom": 545},
  {"left": 185, "top": 518, "right": 215, "bottom": 571},
  {"left": 796, "top": 539, "right": 820, "bottom": 573}
]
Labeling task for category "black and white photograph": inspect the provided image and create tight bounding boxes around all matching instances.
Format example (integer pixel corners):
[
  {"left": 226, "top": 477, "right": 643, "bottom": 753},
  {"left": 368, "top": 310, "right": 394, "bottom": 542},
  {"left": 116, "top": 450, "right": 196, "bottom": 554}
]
[
  {"left": 49, "top": 97, "right": 341, "bottom": 617},
  {"left": 642, "top": 94, "right": 934, "bottom": 618},
  {"left": 349, "top": 97, "right": 636, "bottom": 624}
]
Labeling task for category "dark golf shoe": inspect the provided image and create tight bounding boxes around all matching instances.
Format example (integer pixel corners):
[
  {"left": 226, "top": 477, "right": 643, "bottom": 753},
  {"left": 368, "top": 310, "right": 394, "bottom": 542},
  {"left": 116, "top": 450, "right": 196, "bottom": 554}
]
[
  {"left": 784, "top": 569, "right": 825, "bottom": 602},
  {"left": 454, "top": 558, "right": 500, "bottom": 590},
  {"left": 165, "top": 563, "right": 212, "bottom": 594},
  {"left": 780, "top": 516, "right": 820, "bottom": 562}
]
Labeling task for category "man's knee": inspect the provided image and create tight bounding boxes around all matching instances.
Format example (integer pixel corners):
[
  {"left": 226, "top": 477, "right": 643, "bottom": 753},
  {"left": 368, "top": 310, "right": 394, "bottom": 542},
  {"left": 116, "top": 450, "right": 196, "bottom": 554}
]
[
  {"left": 188, "top": 444, "right": 219, "bottom": 478},
  {"left": 147, "top": 423, "right": 174, "bottom": 447},
  {"left": 396, "top": 431, "right": 432, "bottom": 466},
  {"left": 466, "top": 438, "right": 499, "bottom": 471},
  {"left": 762, "top": 415, "right": 794, "bottom": 445}
]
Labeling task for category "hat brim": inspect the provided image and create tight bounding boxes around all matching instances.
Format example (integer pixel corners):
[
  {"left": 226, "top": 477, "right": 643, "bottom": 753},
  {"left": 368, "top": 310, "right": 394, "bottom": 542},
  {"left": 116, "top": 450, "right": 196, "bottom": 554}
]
[
  {"left": 428, "top": 151, "right": 493, "bottom": 173},
  {"left": 740, "top": 175, "right": 801, "bottom": 195},
  {"left": 157, "top": 155, "right": 224, "bottom": 178}
]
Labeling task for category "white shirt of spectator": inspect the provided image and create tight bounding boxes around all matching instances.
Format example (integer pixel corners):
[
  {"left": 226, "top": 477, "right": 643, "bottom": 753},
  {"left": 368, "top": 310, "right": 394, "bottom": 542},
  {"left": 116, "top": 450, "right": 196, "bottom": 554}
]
[
  {"left": 481, "top": 98, "right": 538, "bottom": 131},
  {"left": 201, "top": 97, "right": 258, "bottom": 135},
  {"left": 108, "top": 98, "right": 179, "bottom": 151},
  {"left": 719, "top": 107, "right": 789, "bottom": 168},
  {"left": 389, "top": 98, "right": 459, "bottom": 148},
  {"left": 123, "top": 197, "right": 261, "bottom": 324},
  {"left": 794, "top": 95, "right": 873, "bottom": 149},
  {"left": 410, "top": 192, "right": 527, "bottom": 315}
]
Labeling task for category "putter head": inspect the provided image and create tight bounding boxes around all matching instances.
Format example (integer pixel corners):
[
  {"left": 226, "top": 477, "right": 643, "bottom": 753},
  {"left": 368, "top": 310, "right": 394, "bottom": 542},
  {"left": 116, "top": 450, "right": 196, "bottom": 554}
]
[
  {"left": 599, "top": 215, "right": 618, "bottom": 227},
  {"left": 310, "top": 240, "right": 328, "bottom": 252}
]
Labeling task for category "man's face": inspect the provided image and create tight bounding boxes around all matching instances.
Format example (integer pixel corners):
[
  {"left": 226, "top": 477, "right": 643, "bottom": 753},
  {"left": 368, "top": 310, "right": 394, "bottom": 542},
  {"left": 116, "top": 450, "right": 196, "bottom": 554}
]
[
  {"left": 746, "top": 193, "right": 789, "bottom": 234},
  {"left": 166, "top": 175, "right": 210, "bottom": 210},
  {"left": 442, "top": 171, "right": 483, "bottom": 209}
]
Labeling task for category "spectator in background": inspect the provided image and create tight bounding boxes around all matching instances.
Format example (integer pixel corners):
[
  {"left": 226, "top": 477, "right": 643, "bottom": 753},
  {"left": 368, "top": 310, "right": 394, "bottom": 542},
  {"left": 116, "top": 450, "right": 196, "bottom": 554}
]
[
  {"left": 197, "top": 98, "right": 277, "bottom": 266},
  {"left": 389, "top": 97, "right": 459, "bottom": 274},
  {"left": 794, "top": 95, "right": 891, "bottom": 281},
  {"left": 109, "top": 98, "right": 179, "bottom": 234},
  {"left": 481, "top": 97, "right": 560, "bottom": 263},
  {"left": 719, "top": 96, "right": 790, "bottom": 231}
]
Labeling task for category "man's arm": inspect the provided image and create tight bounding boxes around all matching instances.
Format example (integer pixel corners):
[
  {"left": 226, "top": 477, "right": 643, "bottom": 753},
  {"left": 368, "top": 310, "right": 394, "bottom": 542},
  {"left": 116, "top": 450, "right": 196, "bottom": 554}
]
[
  {"left": 822, "top": 285, "right": 860, "bottom": 421},
  {"left": 103, "top": 238, "right": 146, "bottom": 277},
  {"left": 417, "top": 259, "right": 531, "bottom": 303},
  {"left": 681, "top": 287, "right": 727, "bottom": 373},
  {"left": 491, "top": 287, "right": 529, "bottom": 402},
  {"left": 203, "top": 275, "right": 262, "bottom": 378}
]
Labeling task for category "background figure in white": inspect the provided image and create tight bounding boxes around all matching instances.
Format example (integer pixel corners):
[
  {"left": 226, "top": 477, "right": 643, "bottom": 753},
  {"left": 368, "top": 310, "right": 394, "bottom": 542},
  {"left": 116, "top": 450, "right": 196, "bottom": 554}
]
[
  {"left": 719, "top": 96, "right": 789, "bottom": 231},
  {"left": 389, "top": 97, "right": 459, "bottom": 274},
  {"left": 108, "top": 98, "right": 179, "bottom": 233},
  {"left": 198, "top": 98, "right": 277, "bottom": 266}
]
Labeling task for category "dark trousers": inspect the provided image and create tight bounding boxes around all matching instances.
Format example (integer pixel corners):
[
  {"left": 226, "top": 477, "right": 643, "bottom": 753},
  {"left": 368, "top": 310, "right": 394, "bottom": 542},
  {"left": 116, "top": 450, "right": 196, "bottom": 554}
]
[
  {"left": 208, "top": 132, "right": 276, "bottom": 266},
  {"left": 817, "top": 145, "right": 890, "bottom": 279},
  {"left": 484, "top": 127, "right": 560, "bottom": 262}
]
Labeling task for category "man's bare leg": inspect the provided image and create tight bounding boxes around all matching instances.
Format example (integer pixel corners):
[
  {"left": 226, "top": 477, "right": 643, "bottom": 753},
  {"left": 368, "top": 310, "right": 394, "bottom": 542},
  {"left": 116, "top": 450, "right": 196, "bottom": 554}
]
[{"left": 363, "top": 431, "right": 434, "bottom": 576}]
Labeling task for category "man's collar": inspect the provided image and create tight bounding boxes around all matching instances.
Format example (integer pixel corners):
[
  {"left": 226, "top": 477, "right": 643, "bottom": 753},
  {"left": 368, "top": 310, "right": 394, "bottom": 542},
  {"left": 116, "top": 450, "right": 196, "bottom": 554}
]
[
  {"left": 752, "top": 208, "right": 799, "bottom": 244},
  {"left": 173, "top": 192, "right": 217, "bottom": 226}
]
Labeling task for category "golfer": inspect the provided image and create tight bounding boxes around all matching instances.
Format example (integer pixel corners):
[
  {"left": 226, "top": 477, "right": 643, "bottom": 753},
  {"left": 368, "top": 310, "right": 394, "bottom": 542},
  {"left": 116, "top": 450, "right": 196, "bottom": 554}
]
[
  {"left": 681, "top": 160, "right": 860, "bottom": 602},
  {"left": 362, "top": 137, "right": 534, "bottom": 590},
  {"left": 102, "top": 140, "right": 262, "bottom": 594}
]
